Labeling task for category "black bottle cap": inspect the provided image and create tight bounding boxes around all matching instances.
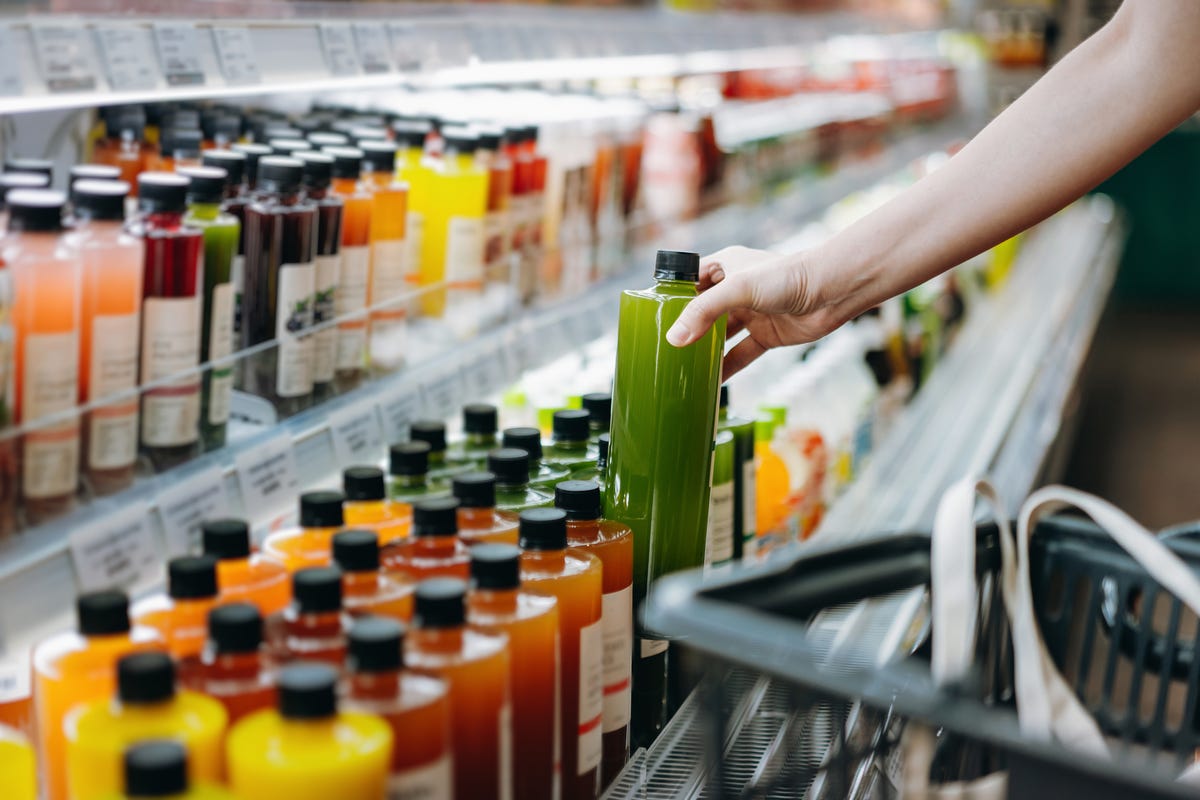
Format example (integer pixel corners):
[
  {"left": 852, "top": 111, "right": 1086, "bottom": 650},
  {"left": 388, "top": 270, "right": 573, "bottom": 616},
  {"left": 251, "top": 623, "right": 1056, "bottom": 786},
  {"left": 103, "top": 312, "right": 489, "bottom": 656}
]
[
  {"left": 552, "top": 410, "right": 590, "bottom": 443},
  {"left": 580, "top": 393, "right": 611, "bottom": 430},
  {"left": 5, "top": 189, "right": 64, "bottom": 232},
  {"left": 69, "top": 164, "right": 121, "bottom": 182},
  {"left": 518, "top": 508, "right": 568, "bottom": 551},
  {"left": 207, "top": 115, "right": 242, "bottom": 144},
  {"left": 208, "top": 603, "right": 262, "bottom": 654},
  {"left": 654, "top": 250, "right": 700, "bottom": 282},
  {"left": 307, "top": 132, "right": 349, "bottom": 149},
  {"left": 332, "top": 529, "right": 380, "bottom": 573},
  {"left": 413, "top": 578, "right": 467, "bottom": 629},
  {"left": 77, "top": 590, "right": 131, "bottom": 636},
  {"left": 201, "top": 518, "right": 251, "bottom": 560},
  {"left": 70, "top": 180, "right": 129, "bottom": 222},
  {"left": 555, "top": 480, "right": 602, "bottom": 521},
  {"left": 230, "top": 143, "right": 272, "bottom": 186},
  {"left": 117, "top": 652, "right": 176, "bottom": 704},
  {"left": 389, "top": 441, "right": 430, "bottom": 477},
  {"left": 4, "top": 157, "right": 53, "bottom": 178},
  {"left": 292, "top": 566, "right": 343, "bottom": 613},
  {"left": 470, "top": 543, "right": 521, "bottom": 590},
  {"left": 107, "top": 108, "right": 146, "bottom": 140},
  {"left": 202, "top": 150, "right": 246, "bottom": 187},
  {"left": 348, "top": 616, "right": 405, "bottom": 673},
  {"left": 488, "top": 448, "right": 529, "bottom": 486},
  {"left": 269, "top": 138, "right": 312, "bottom": 157},
  {"left": 391, "top": 120, "right": 431, "bottom": 149},
  {"left": 441, "top": 126, "right": 479, "bottom": 154},
  {"left": 300, "top": 490, "right": 345, "bottom": 528},
  {"left": 463, "top": 403, "right": 497, "bottom": 436},
  {"left": 123, "top": 741, "right": 188, "bottom": 797},
  {"left": 522, "top": 124, "right": 540, "bottom": 145},
  {"left": 167, "top": 556, "right": 218, "bottom": 600},
  {"left": 452, "top": 471, "right": 495, "bottom": 510},
  {"left": 412, "top": 497, "right": 459, "bottom": 538},
  {"left": 137, "top": 172, "right": 190, "bottom": 214},
  {"left": 0, "top": 173, "right": 49, "bottom": 208},
  {"left": 278, "top": 663, "right": 338, "bottom": 720},
  {"left": 343, "top": 466, "right": 386, "bottom": 501},
  {"left": 323, "top": 146, "right": 364, "bottom": 180},
  {"left": 597, "top": 433, "right": 609, "bottom": 469},
  {"left": 295, "top": 151, "right": 333, "bottom": 190},
  {"left": 360, "top": 140, "right": 396, "bottom": 174},
  {"left": 502, "top": 427, "right": 543, "bottom": 461},
  {"left": 256, "top": 156, "right": 304, "bottom": 194},
  {"left": 161, "top": 128, "right": 203, "bottom": 158},
  {"left": 409, "top": 420, "right": 446, "bottom": 453},
  {"left": 719, "top": 384, "right": 729, "bottom": 409},
  {"left": 177, "top": 165, "right": 228, "bottom": 205}
]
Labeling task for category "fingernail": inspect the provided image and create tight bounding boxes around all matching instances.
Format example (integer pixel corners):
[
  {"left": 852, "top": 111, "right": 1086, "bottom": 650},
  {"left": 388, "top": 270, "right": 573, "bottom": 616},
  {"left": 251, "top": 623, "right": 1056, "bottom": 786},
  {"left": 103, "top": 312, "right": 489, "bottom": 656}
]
[
  {"left": 710, "top": 266, "right": 725, "bottom": 283},
  {"left": 666, "top": 323, "right": 690, "bottom": 347}
]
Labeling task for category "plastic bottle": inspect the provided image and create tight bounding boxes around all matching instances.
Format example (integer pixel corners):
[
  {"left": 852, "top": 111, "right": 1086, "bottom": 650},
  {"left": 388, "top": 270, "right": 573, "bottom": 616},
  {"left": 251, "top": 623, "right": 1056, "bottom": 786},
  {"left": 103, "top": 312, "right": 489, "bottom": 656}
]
[
  {"left": 546, "top": 409, "right": 598, "bottom": 472},
  {"left": 96, "top": 109, "right": 148, "bottom": 190},
  {"left": 0, "top": 723, "right": 36, "bottom": 800},
  {"left": 152, "top": 129, "right": 203, "bottom": 173},
  {"left": 580, "top": 392, "right": 610, "bottom": 442},
  {"left": 506, "top": 126, "right": 536, "bottom": 302},
  {"left": 518, "top": 508, "right": 603, "bottom": 800},
  {"left": 132, "top": 556, "right": 219, "bottom": 680},
  {"left": 718, "top": 386, "right": 757, "bottom": 560},
  {"left": 605, "top": 250, "right": 725, "bottom": 746},
  {"left": 382, "top": 496, "right": 471, "bottom": 582},
  {"left": 109, "top": 739, "right": 236, "bottom": 800},
  {"left": 0, "top": 172, "right": 48, "bottom": 230},
  {"left": 389, "top": 441, "right": 449, "bottom": 504},
  {"left": 201, "top": 518, "right": 291, "bottom": 617},
  {"left": 446, "top": 403, "right": 499, "bottom": 468},
  {"left": 411, "top": 419, "right": 468, "bottom": 480},
  {"left": 488, "top": 448, "right": 554, "bottom": 512},
  {"left": 345, "top": 617, "right": 453, "bottom": 799},
  {"left": 361, "top": 140, "right": 409, "bottom": 374},
  {"left": 754, "top": 417, "right": 790, "bottom": 543},
  {"left": 269, "top": 138, "right": 312, "bottom": 157},
  {"left": 65, "top": 652, "right": 227, "bottom": 800},
  {"left": 189, "top": 603, "right": 275, "bottom": 724},
  {"left": 67, "top": 179, "right": 142, "bottom": 496},
  {"left": 227, "top": 663, "right": 392, "bottom": 800},
  {"left": 706, "top": 430, "right": 736, "bottom": 569},
  {"left": 343, "top": 466, "right": 412, "bottom": 546},
  {"left": 200, "top": 150, "right": 248, "bottom": 338},
  {"left": 296, "top": 151, "right": 342, "bottom": 402},
  {"left": 419, "top": 126, "right": 487, "bottom": 319},
  {"left": 452, "top": 471, "right": 519, "bottom": 546},
  {"left": 325, "top": 147, "right": 370, "bottom": 391},
  {"left": 502, "top": 427, "right": 571, "bottom": 488},
  {"left": 468, "top": 544, "right": 559, "bottom": 800},
  {"left": 131, "top": 172, "right": 204, "bottom": 471},
  {"left": 262, "top": 490, "right": 345, "bottom": 573},
  {"left": 392, "top": 121, "right": 431, "bottom": 294},
  {"left": 333, "top": 530, "right": 414, "bottom": 622},
  {"left": 230, "top": 143, "right": 273, "bottom": 194},
  {"left": 477, "top": 128, "right": 514, "bottom": 284},
  {"left": 555, "top": 480, "right": 633, "bottom": 786},
  {"left": 271, "top": 566, "right": 353, "bottom": 668},
  {"left": 569, "top": 433, "right": 608, "bottom": 493},
  {"left": 405, "top": 578, "right": 512, "bottom": 800}
]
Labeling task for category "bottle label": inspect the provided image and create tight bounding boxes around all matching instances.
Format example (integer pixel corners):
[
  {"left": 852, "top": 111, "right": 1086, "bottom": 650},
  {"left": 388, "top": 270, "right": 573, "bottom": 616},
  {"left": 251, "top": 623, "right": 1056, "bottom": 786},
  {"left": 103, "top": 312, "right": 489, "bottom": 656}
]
[
  {"left": 405, "top": 211, "right": 424, "bottom": 280},
  {"left": 445, "top": 216, "right": 485, "bottom": 287},
  {"left": 742, "top": 458, "right": 757, "bottom": 539},
  {"left": 528, "top": 191, "right": 545, "bottom": 249},
  {"left": 370, "top": 238, "right": 408, "bottom": 312},
  {"left": 387, "top": 754, "right": 453, "bottom": 800},
  {"left": 275, "top": 261, "right": 315, "bottom": 398},
  {"left": 89, "top": 405, "right": 138, "bottom": 470},
  {"left": 207, "top": 282, "right": 235, "bottom": 426},
  {"left": 337, "top": 245, "right": 370, "bottom": 316},
  {"left": 705, "top": 480, "right": 735, "bottom": 568},
  {"left": 21, "top": 332, "right": 80, "bottom": 497},
  {"left": 484, "top": 209, "right": 509, "bottom": 276},
  {"left": 639, "top": 637, "right": 668, "bottom": 659},
  {"left": 231, "top": 253, "right": 244, "bottom": 334},
  {"left": 509, "top": 195, "right": 530, "bottom": 253},
  {"left": 601, "top": 584, "right": 633, "bottom": 733},
  {"left": 88, "top": 313, "right": 139, "bottom": 469},
  {"left": 577, "top": 618, "right": 603, "bottom": 775},
  {"left": 498, "top": 702, "right": 514, "bottom": 800},
  {"left": 312, "top": 253, "right": 339, "bottom": 384},
  {"left": 141, "top": 295, "right": 201, "bottom": 447}
]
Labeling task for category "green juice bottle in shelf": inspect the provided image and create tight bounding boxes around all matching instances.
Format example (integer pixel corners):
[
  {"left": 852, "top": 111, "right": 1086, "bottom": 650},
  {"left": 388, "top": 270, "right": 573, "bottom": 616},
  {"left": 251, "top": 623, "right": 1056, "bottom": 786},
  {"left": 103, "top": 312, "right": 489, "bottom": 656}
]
[
  {"left": 411, "top": 420, "right": 471, "bottom": 480},
  {"left": 604, "top": 249, "right": 726, "bottom": 749},
  {"left": 502, "top": 427, "right": 570, "bottom": 488},
  {"left": 488, "top": 448, "right": 554, "bottom": 513},
  {"left": 705, "top": 431, "right": 736, "bottom": 569},
  {"left": 569, "top": 433, "right": 608, "bottom": 494},
  {"left": 389, "top": 442, "right": 450, "bottom": 505},
  {"left": 580, "top": 392, "right": 611, "bottom": 442},
  {"left": 544, "top": 410, "right": 598, "bottom": 472},
  {"left": 718, "top": 386, "right": 757, "bottom": 560},
  {"left": 446, "top": 403, "right": 500, "bottom": 468}
]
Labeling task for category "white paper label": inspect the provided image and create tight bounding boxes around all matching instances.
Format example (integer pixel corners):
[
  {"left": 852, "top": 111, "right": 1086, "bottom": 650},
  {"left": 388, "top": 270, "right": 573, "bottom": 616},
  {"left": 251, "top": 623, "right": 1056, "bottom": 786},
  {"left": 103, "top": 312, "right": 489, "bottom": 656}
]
[
  {"left": 31, "top": 23, "right": 97, "bottom": 92},
  {"left": 353, "top": 24, "right": 393, "bottom": 74},
  {"left": 421, "top": 366, "right": 464, "bottom": 418},
  {"left": 208, "top": 282, "right": 235, "bottom": 425},
  {"left": 444, "top": 217, "right": 485, "bottom": 286},
  {"left": 320, "top": 24, "right": 359, "bottom": 77},
  {"left": 577, "top": 619, "right": 603, "bottom": 775},
  {"left": 23, "top": 332, "right": 80, "bottom": 498},
  {"left": 370, "top": 239, "right": 408, "bottom": 311},
  {"left": 95, "top": 26, "right": 158, "bottom": 91},
  {"left": 235, "top": 432, "right": 299, "bottom": 523},
  {"left": 499, "top": 702, "right": 513, "bottom": 800},
  {"left": 337, "top": 245, "right": 369, "bottom": 315},
  {"left": 329, "top": 400, "right": 384, "bottom": 468},
  {"left": 231, "top": 254, "right": 244, "bottom": 335},
  {"left": 141, "top": 296, "right": 201, "bottom": 448},
  {"left": 311, "top": 254, "right": 338, "bottom": 384},
  {"left": 378, "top": 386, "right": 421, "bottom": 445},
  {"left": 70, "top": 502, "right": 161, "bottom": 594},
  {"left": 484, "top": 210, "right": 509, "bottom": 274},
  {"left": 742, "top": 458, "right": 757, "bottom": 539},
  {"left": 705, "top": 480, "right": 735, "bottom": 568},
  {"left": 275, "top": 261, "right": 314, "bottom": 398},
  {"left": 153, "top": 23, "right": 205, "bottom": 86},
  {"left": 88, "top": 405, "right": 138, "bottom": 471},
  {"left": 388, "top": 754, "right": 453, "bottom": 800},
  {"left": 639, "top": 637, "right": 668, "bottom": 659},
  {"left": 212, "top": 27, "right": 260, "bottom": 85},
  {"left": 600, "top": 585, "right": 633, "bottom": 733},
  {"left": 91, "top": 313, "right": 139, "bottom": 400},
  {"left": 0, "top": 27, "right": 25, "bottom": 96},
  {"left": 405, "top": 212, "right": 424, "bottom": 279},
  {"left": 157, "top": 465, "right": 228, "bottom": 557}
]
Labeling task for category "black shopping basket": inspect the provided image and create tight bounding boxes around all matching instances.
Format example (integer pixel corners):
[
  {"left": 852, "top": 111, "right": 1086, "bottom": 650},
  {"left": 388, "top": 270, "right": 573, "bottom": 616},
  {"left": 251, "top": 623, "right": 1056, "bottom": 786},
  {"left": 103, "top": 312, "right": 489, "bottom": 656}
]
[{"left": 647, "top": 515, "right": 1200, "bottom": 799}]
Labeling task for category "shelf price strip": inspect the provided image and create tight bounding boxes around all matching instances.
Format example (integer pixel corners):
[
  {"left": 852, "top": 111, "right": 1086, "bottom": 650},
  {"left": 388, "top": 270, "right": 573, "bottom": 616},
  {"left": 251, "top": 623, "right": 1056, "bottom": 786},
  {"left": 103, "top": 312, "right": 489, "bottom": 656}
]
[{"left": 153, "top": 23, "right": 206, "bottom": 87}]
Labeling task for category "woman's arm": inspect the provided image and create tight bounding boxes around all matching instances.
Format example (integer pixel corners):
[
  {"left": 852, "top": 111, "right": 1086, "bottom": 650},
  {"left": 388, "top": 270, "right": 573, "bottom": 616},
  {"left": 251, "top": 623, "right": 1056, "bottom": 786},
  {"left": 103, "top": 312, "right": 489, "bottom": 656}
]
[{"left": 667, "top": 0, "right": 1200, "bottom": 379}]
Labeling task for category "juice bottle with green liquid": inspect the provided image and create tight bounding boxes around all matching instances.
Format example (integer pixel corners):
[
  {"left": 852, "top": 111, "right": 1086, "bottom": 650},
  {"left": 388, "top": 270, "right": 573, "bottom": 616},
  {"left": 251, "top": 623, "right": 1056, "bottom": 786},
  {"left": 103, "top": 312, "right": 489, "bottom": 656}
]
[
  {"left": 569, "top": 433, "right": 608, "bottom": 493},
  {"left": 109, "top": 740, "right": 237, "bottom": 800},
  {"left": 488, "top": 448, "right": 553, "bottom": 513},
  {"left": 717, "top": 386, "right": 756, "bottom": 560},
  {"left": 705, "top": 431, "right": 736, "bottom": 569},
  {"left": 502, "top": 427, "right": 570, "bottom": 488},
  {"left": 388, "top": 441, "right": 449, "bottom": 504},
  {"left": 604, "top": 249, "right": 725, "bottom": 748},
  {"left": 418, "top": 127, "right": 486, "bottom": 319},
  {"left": 446, "top": 403, "right": 499, "bottom": 468},
  {"left": 545, "top": 410, "right": 598, "bottom": 472},
  {"left": 580, "top": 392, "right": 611, "bottom": 442},
  {"left": 411, "top": 420, "right": 468, "bottom": 480}
]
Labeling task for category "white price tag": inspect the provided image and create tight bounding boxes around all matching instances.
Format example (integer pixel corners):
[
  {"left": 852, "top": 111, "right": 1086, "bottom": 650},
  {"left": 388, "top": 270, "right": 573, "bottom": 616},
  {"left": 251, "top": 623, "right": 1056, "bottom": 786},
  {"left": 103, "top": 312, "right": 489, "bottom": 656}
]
[
  {"left": 153, "top": 23, "right": 206, "bottom": 86},
  {"left": 69, "top": 502, "right": 162, "bottom": 594},
  {"left": 95, "top": 25, "right": 158, "bottom": 91},
  {"left": 156, "top": 465, "right": 229, "bottom": 557},
  {"left": 386, "top": 24, "right": 423, "bottom": 71},
  {"left": 319, "top": 24, "right": 359, "bottom": 77},
  {"left": 328, "top": 399, "right": 385, "bottom": 468},
  {"left": 0, "top": 27, "right": 25, "bottom": 96},
  {"left": 235, "top": 432, "right": 300, "bottom": 525},
  {"left": 353, "top": 24, "right": 392, "bottom": 74},
  {"left": 31, "top": 23, "right": 97, "bottom": 92},
  {"left": 0, "top": 659, "right": 30, "bottom": 704},
  {"left": 211, "top": 27, "right": 260, "bottom": 85},
  {"left": 421, "top": 365, "right": 465, "bottom": 418},
  {"left": 377, "top": 384, "right": 422, "bottom": 446}
]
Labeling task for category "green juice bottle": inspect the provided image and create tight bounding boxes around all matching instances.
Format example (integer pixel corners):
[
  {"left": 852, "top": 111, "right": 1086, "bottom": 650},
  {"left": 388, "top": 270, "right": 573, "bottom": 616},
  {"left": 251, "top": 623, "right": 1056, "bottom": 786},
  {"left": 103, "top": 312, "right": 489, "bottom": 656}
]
[
  {"left": 487, "top": 448, "right": 554, "bottom": 513},
  {"left": 502, "top": 427, "right": 571, "bottom": 489},
  {"left": 388, "top": 441, "right": 450, "bottom": 504},
  {"left": 705, "top": 430, "right": 735, "bottom": 569},
  {"left": 544, "top": 409, "right": 597, "bottom": 472},
  {"left": 604, "top": 250, "right": 726, "bottom": 748},
  {"left": 180, "top": 166, "right": 239, "bottom": 452},
  {"left": 718, "top": 386, "right": 757, "bottom": 561},
  {"left": 568, "top": 433, "right": 608, "bottom": 495}
]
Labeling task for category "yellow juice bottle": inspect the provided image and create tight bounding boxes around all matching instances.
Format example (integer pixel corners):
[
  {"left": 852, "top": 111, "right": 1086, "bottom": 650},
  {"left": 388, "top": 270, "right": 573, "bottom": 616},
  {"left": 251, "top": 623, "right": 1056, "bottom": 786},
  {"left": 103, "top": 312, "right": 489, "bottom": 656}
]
[
  {"left": 343, "top": 466, "right": 412, "bottom": 546},
  {"left": 418, "top": 127, "right": 486, "bottom": 319},
  {"left": 393, "top": 121, "right": 431, "bottom": 299},
  {"left": 0, "top": 723, "right": 36, "bottom": 800},
  {"left": 108, "top": 740, "right": 237, "bottom": 800}
]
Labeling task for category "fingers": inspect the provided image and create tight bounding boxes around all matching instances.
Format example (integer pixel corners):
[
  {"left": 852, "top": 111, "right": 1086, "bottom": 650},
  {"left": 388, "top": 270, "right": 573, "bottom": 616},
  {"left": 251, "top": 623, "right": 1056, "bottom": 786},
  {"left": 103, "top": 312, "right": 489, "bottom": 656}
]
[
  {"left": 725, "top": 309, "right": 749, "bottom": 339},
  {"left": 698, "top": 259, "right": 727, "bottom": 292},
  {"left": 722, "top": 335, "right": 768, "bottom": 381},
  {"left": 666, "top": 272, "right": 751, "bottom": 347}
]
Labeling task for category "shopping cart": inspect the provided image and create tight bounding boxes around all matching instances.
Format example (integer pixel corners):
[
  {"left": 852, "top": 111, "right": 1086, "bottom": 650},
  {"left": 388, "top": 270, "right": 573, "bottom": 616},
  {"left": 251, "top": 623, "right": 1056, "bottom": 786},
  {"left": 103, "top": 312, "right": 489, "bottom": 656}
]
[{"left": 647, "top": 515, "right": 1200, "bottom": 799}]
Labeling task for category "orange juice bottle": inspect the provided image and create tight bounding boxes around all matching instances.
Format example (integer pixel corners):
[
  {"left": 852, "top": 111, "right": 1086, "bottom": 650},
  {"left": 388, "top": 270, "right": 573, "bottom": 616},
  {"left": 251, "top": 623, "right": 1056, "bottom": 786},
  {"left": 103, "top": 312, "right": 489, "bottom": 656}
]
[
  {"left": 345, "top": 617, "right": 453, "bottom": 799},
  {"left": 754, "top": 418, "right": 789, "bottom": 545},
  {"left": 0, "top": 723, "right": 36, "bottom": 800},
  {"left": 361, "top": 141, "right": 408, "bottom": 374},
  {"left": 468, "top": 545, "right": 559, "bottom": 800},
  {"left": 270, "top": 567, "right": 353, "bottom": 669},
  {"left": 381, "top": 497, "right": 471, "bottom": 582},
  {"left": 132, "top": 556, "right": 219, "bottom": 682},
  {"left": 518, "top": 508, "right": 603, "bottom": 800},
  {"left": 325, "top": 147, "right": 371, "bottom": 391},
  {"left": 65, "top": 652, "right": 227, "bottom": 800},
  {"left": 201, "top": 518, "right": 291, "bottom": 617},
  {"left": 333, "top": 530, "right": 413, "bottom": 622},
  {"left": 114, "top": 739, "right": 237, "bottom": 800},
  {"left": 452, "top": 472, "right": 519, "bottom": 546},
  {"left": 33, "top": 590, "right": 163, "bottom": 800},
  {"left": 556, "top": 480, "right": 633, "bottom": 787},
  {"left": 343, "top": 466, "right": 411, "bottom": 546},
  {"left": 227, "top": 663, "right": 392, "bottom": 800},
  {"left": 189, "top": 603, "right": 276, "bottom": 725},
  {"left": 406, "top": 578, "right": 512, "bottom": 800},
  {"left": 262, "top": 490, "right": 345, "bottom": 572}
]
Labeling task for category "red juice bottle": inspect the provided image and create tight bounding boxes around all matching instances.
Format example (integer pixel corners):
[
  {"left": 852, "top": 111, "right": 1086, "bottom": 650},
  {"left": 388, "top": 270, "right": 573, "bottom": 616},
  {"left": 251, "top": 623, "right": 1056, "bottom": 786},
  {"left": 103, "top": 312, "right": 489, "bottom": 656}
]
[
  {"left": 295, "top": 151, "right": 342, "bottom": 403},
  {"left": 452, "top": 472, "right": 519, "bottom": 546},
  {"left": 270, "top": 566, "right": 352, "bottom": 669},
  {"left": 190, "top": 602, "right": 276, "bottom": 724},
  {"left": 382, "top": 497, "right": 470, "bottom": 582},
  {"left": 332, "top": 529, "right": 414, "bottom": 622}
]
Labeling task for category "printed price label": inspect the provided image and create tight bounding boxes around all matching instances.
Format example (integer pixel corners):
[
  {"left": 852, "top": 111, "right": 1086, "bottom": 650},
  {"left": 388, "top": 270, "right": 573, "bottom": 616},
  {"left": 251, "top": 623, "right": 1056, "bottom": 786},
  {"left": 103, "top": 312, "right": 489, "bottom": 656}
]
[
  {"left": 212, "top": 27, "right": 260, "bottom": 85},
  {"left": 0, "top": 27, "right": 25, "bottom": 96},
  {"left": 157, "top": 465, "right": 229, "bottom": 557},
  {"left": 31, "top": 23, "right": 97, "bottom": 92},
  {"left": 319, "top": 24, "right": 359, "bottom": 76},
  {"left": 328, "top": 399, "right": 384, "bottom": 468},
  {"left": 352, "top": 24, "right": 392, "bottom": 74},
  {"left": 95, "top": 25, "right": 158, "bottom": 91},
  {"left": 386, "top": 23, "right": 424, "bottom": 71},
  {"left": 421, "top": 365, "right": 465, "bottom": 418},
  {"left": 69, "top": 502, "right": 162, "bottom": 594},
  {"left": 153, "top": 23, "right": 205, "bottom": 86},
  {"left": 377, "top": 384, "right": 422, "bottom": 445},
  {"left": 235, "top": 432, "right": 300, "bottom": 524}
]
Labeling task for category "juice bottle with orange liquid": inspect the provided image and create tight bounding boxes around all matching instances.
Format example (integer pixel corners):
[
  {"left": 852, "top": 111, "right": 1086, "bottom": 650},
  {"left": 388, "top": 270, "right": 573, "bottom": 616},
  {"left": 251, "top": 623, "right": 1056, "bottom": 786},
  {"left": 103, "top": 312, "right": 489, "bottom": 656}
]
[
  {"left": 345, "top": 616, "right": 453, "bottom": 799},
  {"left": 406, "top": 578, "right": 513, "bottom": 800},
  {"left": 754, "top": 417, "right": 790, "bottom": 547},
  {"left": 518, "top": 508, "right": 603, "bottom": 800},
  {"left": 188, "top": 603, "right": 276, "bottom": 724},
  {"left": 201, "top": 518, "right": 291, "bottom": 617},
  {"left": 343, "top": 466, "right": 411, "bottom": 545},
  {"left": 452, "top": 471, "right": 519, "bottom": 546},
  {"left": 96, "top": 109, "right": 148, "bottom": 190},
  {"left": 270, "top": 566, "right": 353, "bottom": 668},
  {"left": 132, "top": 556, "right": 219, "bottom": 681},
  {"left": 325, "top": 147, "right": 370, "bottom": 391},
  {"left": 262, "top": 490, "right": 345, "bottom": 572},
  {"left": 361, "top": 141, "right": 409, "bottom": 374},
  {"left": 333, "top": 530, "right": 413, "bottom": 622},
  {"left": 468, "top": 544, "right": 559, "bottom": 800},
  {"left": 418, "top": 127, "right": 486, "bottom": 320},
  {"left": 506, "top": 125, "right": 535, "bottom": 302},
  {"left": 477, "top": 128, "right": 513, "bottom": 285},
  {"left": 382, "top": 497, "right": 470, "bottom": 582}
]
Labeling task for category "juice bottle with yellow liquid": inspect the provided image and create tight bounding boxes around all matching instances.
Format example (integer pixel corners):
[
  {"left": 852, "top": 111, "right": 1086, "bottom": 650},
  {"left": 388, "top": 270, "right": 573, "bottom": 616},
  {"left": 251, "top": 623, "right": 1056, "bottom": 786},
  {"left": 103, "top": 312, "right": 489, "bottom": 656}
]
[
  {"left": 109, "top": 740, "right": 237, "bottom": 800},
  {"left": 406, "top": 578, "right": 512, "bottom": 800},
  {"left": 392, "top": 121, "right": 430, "bottom": 296},
  {"left": 0, "top": 723, "right": 36, "bottom": 800},
  {"left": 418, "top": 127, "right": 486, "bottom": 319},
  {"left": 382, "top": 497, "right": 471, "bottom": 582},
  {"left": 271, "top": 567, "right": 353, "bottom": 668},
  {"left": 326, "top": 147, "right": 371, "bottom": 391},
  {"left": 65, "top": 652, "right": 227, "bottom": 800},
  {"left": 345, "top": 616, "right": 453, "bottom": 799},
  {"left": 468, "top": 544, "right": 559, "bottom": 800},
  {"left": 489, "top": 448, "right": 554, "bottom": 513},
  {"left": 388, "top": 441, "right": 449, "bottom": 504},
  {"left": 452, "top": 471, "right": 519, "bottom": 546},
  {"left": 556, "top": 480, "right": 633, "bottom": 787},
  {"left": 343, "top": 466, "right": 411, "bottom": 545},
  {"left": 361, "top": 141, "right": 408, "bottom": 374},
  {"left": 545, "top": 410, "right": 598, "bottom": 472},
  {"left": 262, "top": 490, "right": 345, "bottom": 572},
  {"left": 445, "top": 403, "right": 499, "bottom": 468},
  {"left": 201, "top": 518, "right": 291, "bottom": 617},
  {"left": 518, "top": 508, "right": 603, "bottom": 800},
  {"left": 333, "top": 530, "right": 413, "bottom": 622},
  {"left": 227, "top": 663, "right": 392, "bottom": 800},
  {"left": 132, "top": 556, "right": 219, "bottom": 681},
  {"left": 33, "top": 591, "right": 163, "bottom": 800},
  {"left": 503, "top": 427, "right": 571, "bottom": 488},
  {"left": 189, "top": 603, "right": 275, "bottom": 724}
]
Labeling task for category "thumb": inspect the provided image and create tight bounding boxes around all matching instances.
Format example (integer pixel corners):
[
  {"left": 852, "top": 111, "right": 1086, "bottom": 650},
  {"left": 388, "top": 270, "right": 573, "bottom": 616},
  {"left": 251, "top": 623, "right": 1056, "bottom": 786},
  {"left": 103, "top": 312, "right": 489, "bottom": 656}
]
[{"left": 666, "top": 273, "right": 750, "bottom": 347}]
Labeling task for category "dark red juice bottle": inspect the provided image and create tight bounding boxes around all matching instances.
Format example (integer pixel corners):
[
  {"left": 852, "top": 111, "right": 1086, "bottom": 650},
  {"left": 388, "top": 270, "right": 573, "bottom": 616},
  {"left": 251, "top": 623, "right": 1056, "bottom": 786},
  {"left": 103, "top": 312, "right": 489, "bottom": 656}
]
[{"left": 295, "top": 151, "right": 343, "bottom": 403}]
